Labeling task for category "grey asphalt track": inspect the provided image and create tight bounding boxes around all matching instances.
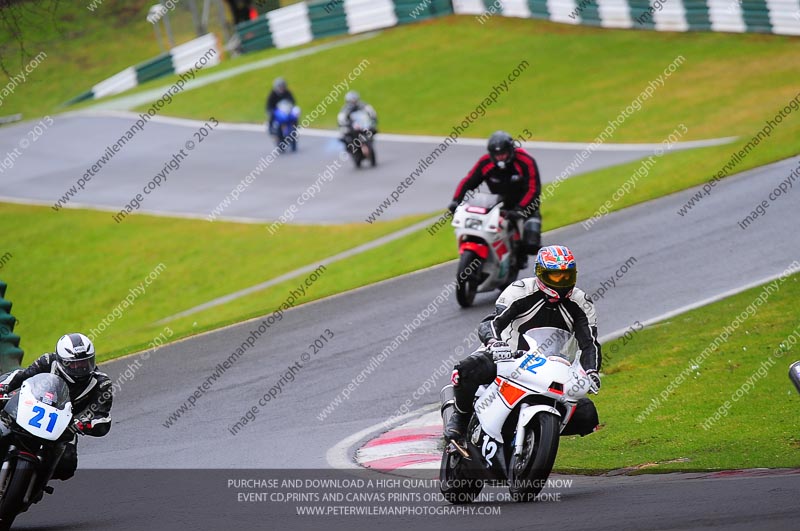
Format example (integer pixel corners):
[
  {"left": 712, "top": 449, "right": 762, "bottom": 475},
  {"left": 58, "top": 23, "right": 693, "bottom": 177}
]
[
  {"left": 5, "top": 114, "right": 800, "bottom": 529},
  {"left": 11, "top": 469, "right": 800, "bottom": 530},
  {"left": 0, "top": 113, "right": 733, "bottom": 223}
]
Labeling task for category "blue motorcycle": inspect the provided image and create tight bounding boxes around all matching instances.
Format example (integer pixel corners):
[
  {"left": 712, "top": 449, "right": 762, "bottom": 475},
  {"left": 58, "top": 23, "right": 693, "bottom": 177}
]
[{"left": 269, "top": 99, "right": 301, "bottom": 153}]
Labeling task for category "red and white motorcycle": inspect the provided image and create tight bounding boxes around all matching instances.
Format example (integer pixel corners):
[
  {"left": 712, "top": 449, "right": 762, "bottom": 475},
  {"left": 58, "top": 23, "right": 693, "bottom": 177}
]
[
  {"left": 451, "top": 193, "right": 522, "bottom": 307},
  {"left": 439, "top": 328, "right": 593, "bottom": 503}
]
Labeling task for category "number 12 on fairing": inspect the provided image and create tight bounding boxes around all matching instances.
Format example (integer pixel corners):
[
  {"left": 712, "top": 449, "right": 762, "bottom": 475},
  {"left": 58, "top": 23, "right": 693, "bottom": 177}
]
[
  {"left": 520, "top": 354, "right": 547, "bottom": 374},
  {"left": 28, "top": 406, "right": 59, "bottom": 433}
]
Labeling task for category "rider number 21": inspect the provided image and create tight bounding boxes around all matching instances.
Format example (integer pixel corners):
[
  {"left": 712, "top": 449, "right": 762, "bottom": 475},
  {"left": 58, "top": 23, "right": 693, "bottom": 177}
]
[{"left": 29, "top": 406, "right": 58, "bottom": 433}]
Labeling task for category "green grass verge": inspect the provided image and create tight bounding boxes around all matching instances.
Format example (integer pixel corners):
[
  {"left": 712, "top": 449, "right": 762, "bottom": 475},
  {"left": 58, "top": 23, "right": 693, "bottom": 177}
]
[
  {"left": 557, "top": 273, "right": 800, "bottom": 472},
  {"left": 0, "top": 0, "right": 213, "bottom": 118},
  {"left": 0, "top": 203, "right": 429, "bottom": 363}
]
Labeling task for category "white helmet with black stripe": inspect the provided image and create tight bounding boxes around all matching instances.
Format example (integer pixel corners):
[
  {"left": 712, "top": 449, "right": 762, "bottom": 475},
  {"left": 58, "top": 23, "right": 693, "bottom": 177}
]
[{"left": 55, "top": 333, "right": 96, "bottom": 383}]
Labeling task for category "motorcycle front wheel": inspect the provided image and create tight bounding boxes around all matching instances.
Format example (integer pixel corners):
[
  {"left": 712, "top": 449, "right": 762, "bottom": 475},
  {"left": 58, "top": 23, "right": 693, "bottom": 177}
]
[
  {"left": 508, "top": 412, "right": 560, "bottom": 502},
  {"left": 455, "top": 250, "right": 481, "bottom": 308},
  {"left": 0, "top": 458, "right": 35, "bottom": 530},
  {"left": 351, "top": 149, "right": 363, "bottom": 168},
  {"left": 439, "top": 450, "right": 483, "bottom": 505},
  {"left": 367, "top": 143, "right": 376, "bottom": 167}
]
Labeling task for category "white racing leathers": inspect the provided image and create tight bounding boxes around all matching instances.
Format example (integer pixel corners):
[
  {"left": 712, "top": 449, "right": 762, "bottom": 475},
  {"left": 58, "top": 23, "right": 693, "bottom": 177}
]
[{"left": 478, "top": 279, "right": 601, "bottom": 373}]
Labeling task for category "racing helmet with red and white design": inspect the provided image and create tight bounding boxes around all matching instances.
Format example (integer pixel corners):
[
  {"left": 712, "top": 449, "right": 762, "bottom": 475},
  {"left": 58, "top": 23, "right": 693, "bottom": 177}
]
[{"left": 534, "top": 245, "right": 577, "bottom": 302}]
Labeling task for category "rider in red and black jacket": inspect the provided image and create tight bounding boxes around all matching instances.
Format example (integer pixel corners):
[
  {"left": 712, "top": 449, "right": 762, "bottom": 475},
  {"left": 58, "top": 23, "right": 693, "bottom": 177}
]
[{"left": 449, "top": 131, "right": 542, "bottom": 267}]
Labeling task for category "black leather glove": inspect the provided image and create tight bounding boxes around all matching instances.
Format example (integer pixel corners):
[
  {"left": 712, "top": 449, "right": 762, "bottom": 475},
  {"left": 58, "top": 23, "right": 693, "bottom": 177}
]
[
  {"left": 586, "top": 370, "right": 601, "bottom": 394},
  {"left": 447, "top": 200, "right": 459, "bottom": 214},
  {"left": 506, "top": 208, "right": 525, "bottom": 221}
]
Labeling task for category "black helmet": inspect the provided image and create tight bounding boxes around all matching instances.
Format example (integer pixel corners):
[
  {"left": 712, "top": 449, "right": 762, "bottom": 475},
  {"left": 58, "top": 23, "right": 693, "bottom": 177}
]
[
  {"left": 55, "top": 333, "right": 96, "bottom": 383},
  {"left": 487, "top": 131, "right": 515, "bottom": 169}
]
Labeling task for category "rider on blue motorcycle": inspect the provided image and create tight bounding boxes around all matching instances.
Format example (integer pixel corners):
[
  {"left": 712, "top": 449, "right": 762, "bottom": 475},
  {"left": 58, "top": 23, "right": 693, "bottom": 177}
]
[
  {"left": 444, "top": 246, "right": 601, "bottom": 441},
  {"left": 266, "top": 77, "right": 296, "bottom": 135},
  {"left": 0, "top": 333, "right": 112, "bottom": 481},
  {"left": 448, "top": 131, "right": 542, "bottom": 268}
]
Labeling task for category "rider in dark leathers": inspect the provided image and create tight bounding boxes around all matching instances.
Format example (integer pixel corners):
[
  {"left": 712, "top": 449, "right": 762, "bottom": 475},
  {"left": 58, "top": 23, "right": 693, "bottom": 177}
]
[
  {"left": 266, "top": 77, "right": 296, "bottom": 135},
  {"left": 0, "top": 333, "right": 112, "bottom": 480}
]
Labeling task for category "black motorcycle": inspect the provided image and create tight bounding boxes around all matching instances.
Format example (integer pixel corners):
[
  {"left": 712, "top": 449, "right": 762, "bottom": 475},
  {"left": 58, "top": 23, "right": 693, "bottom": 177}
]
[{"left": 0, "top": 373, "right": 76, "bottom": 530}]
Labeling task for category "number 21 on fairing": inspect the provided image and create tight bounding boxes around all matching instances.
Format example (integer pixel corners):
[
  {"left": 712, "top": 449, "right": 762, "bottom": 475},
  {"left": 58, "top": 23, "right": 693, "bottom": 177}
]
[{"left": 28, "top": 406, "right": 59, "bottom": 433}]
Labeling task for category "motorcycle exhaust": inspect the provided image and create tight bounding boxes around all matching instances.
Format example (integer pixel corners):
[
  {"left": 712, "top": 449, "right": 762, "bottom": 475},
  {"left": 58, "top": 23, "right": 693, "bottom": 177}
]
[{"left": 440, "top": 384, "right": 455, "bottom": 426}]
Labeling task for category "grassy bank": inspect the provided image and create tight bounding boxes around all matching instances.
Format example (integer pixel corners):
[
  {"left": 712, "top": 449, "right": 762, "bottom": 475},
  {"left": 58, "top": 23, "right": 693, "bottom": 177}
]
[
  {"left": 0, "top": 203, "right": 428, "bottom": 362},
  {"left": 128, "top": 15, "right": 800, "bottom": 146}
]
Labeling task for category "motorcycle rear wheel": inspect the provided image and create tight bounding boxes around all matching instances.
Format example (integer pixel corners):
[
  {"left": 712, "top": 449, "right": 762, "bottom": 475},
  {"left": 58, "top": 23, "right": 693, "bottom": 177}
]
[
  {"left": 0, "top": 458, "right": 35, "bottom": 530},
  {"left": 508, "top": 412, "right": 560, "bottom": 502},
  {"left": 456, "top": 251, "right": 481, "bottom": 308}
]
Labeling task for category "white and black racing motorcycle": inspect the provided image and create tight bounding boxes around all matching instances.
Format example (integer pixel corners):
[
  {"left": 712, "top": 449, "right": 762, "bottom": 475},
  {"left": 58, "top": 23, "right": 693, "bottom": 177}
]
[
  {"left": 343, "top": 109, "right": 376, "bottom": 168},
  {"left": 451, "top": 193, "right": 522, "bottom": 307},
  {"left": 0, "top": 373, "right": 76, "bottom": 530},
  {"left": 439, "top": 328, "right": 592, "bottom": 503}
]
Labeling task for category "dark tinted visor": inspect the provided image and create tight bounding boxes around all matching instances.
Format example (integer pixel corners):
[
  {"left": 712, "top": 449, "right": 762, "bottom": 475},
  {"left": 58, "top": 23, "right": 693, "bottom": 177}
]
[
  {"left": 61, "top": 355, "right": 95, "bottom": 378},
  {"left": 540, "top": 269, "right": 577, "bottom": 288}
]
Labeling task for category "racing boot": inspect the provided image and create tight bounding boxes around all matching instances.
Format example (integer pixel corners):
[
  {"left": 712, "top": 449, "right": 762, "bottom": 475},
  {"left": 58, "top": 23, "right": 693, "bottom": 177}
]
[{"left": 444, "top": 406, "right": 470, "bottom": 442}]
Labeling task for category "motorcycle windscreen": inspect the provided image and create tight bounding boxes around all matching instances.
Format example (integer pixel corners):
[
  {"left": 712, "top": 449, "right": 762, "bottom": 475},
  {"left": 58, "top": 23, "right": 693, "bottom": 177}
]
[
  {"left": 350, "top": 110, "right": 373, "bottom": 130},
  {"left": 14, "top": 373, "right": 73, "bottom": 441},
  {"left": 276, "top": 99, "right": 293, "bottom": 113},
  {"left": 522, "top": 327, "right": 578, "bottom": 362},
  {"left": 275, "top": 99, "right": 298, "bottom": 120},
  {"left": 466, "top": 193, "right": 503, "bottom": 210}
]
